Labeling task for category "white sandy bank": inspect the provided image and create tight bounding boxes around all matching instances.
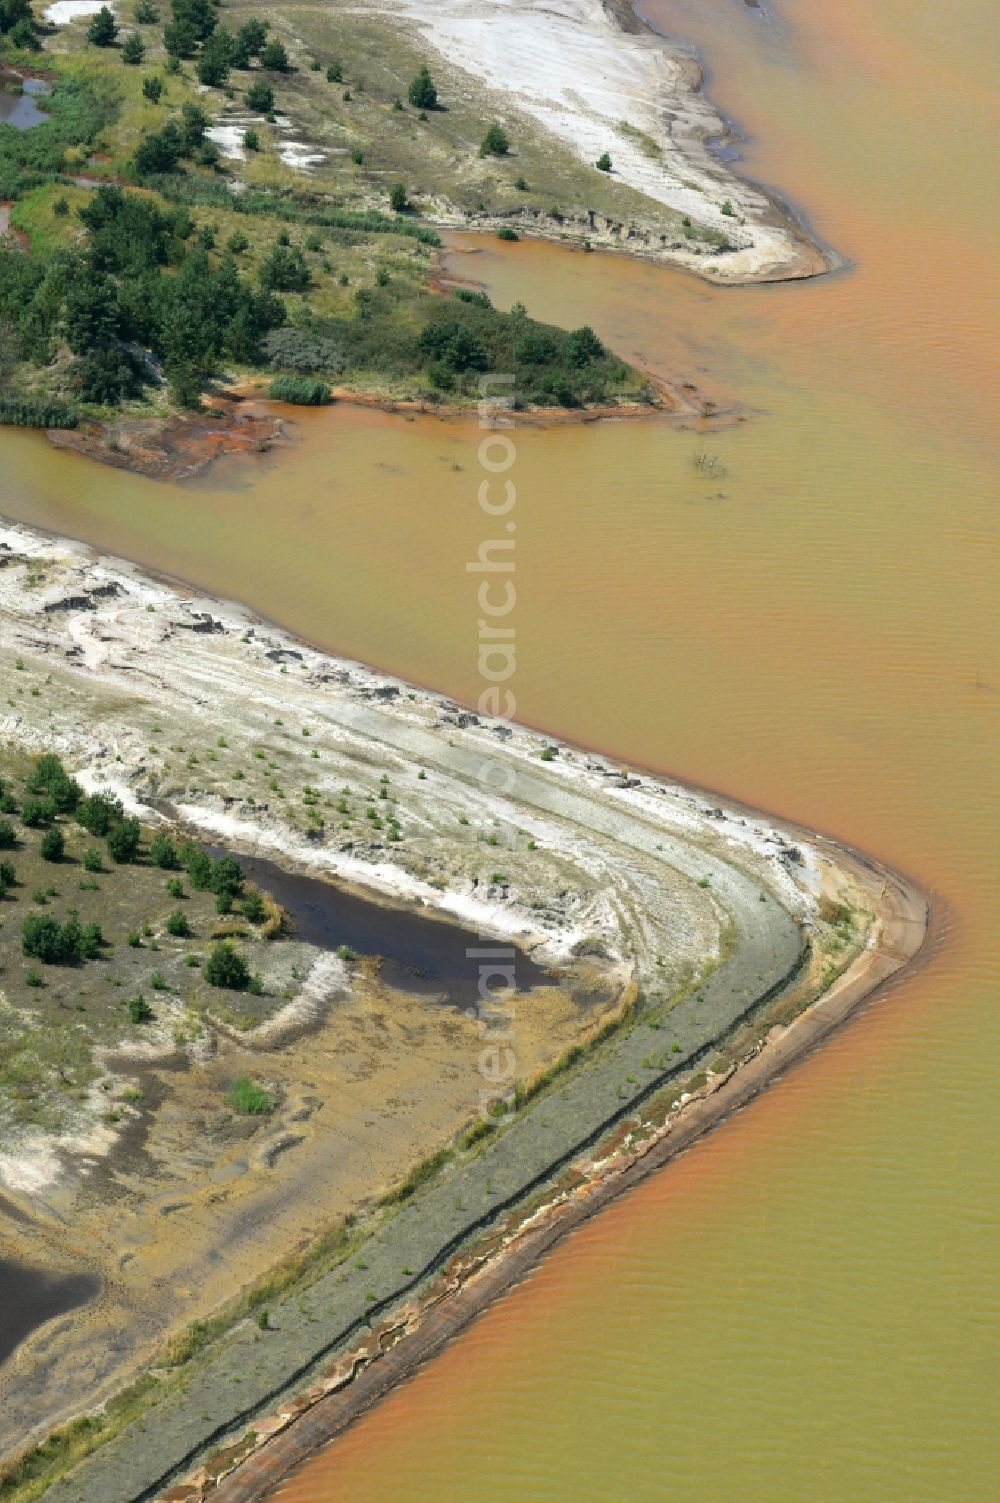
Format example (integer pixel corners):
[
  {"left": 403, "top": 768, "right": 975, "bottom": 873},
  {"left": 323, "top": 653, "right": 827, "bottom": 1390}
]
[{"left": 363, "top": 0, "right": 821, "bottom": 280}]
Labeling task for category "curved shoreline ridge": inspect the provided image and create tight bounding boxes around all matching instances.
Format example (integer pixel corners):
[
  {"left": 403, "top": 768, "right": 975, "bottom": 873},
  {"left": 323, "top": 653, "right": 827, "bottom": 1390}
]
[
  {"left": 362, "top": 0, "right": 833, "bottom": 281},
  {"left": 0, "top": 519, "right": 926, "bottom": 1503}
]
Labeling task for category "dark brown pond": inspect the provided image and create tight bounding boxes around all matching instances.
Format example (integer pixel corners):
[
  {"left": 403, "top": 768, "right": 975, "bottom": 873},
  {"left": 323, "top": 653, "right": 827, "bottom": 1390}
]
[
  {"left": 227, "top": 852, "right": 552, "bottom": 1007},
  {"left": 0, "top": 1259, "right": 98, "bottom": 1365}
]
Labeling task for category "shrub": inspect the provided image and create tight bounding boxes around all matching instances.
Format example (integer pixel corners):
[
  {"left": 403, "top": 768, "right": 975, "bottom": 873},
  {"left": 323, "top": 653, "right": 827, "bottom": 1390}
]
[
  {"left": 497, "top": 227, "right": 519, "bottom": 242},
  {"left": 77, "top": 791, "right": 125, "bottom": 838},
  {"left": 22, "top": 913, "right": 79, "bottom": 964},
  {"left": 53, "top": 196, "right": 70, "bottom": 217},
  {"left": 596, "top": 151, "right": 612, "bottom": 172},
  {"left": 0, "top": 396, "right": 79, "bottom": 429},
  {"left": 389, "top": 183, "right": 409, "bottom": 213},
  {"left": 21, "top": 796, "right": 55, "bottom": 828},
  {"left": 181, "top": 843, "right": 213, "bottom": 890},
  {"left": 0, "top": 859, "right": 15, "bottom": 899},
  {"left": 27, "top": 754, "right": 81, "bottom": 814},
  {"left": 210, "top": 855, "right": 244, "bottom": 899},
  {"left": 245, "top": 78, "right": 273, "bottom": 113},
  {"left": 259, "top": 38, "right": 289, "bottom": 72},
  {"left": 258, "top": 332, "right": 341, "bottom": 375},
  {"left": 408, "top": 66, "right": 437, "bottom": 110},
  {"left": 121, "top": 32, "right": 145, "bottom": 65},
  {"left": 107, "top": 818, "right": 141, "bottom": 864},
  {"left": 196, "top": 27, "right": 233, "bottom": 87},
  {"left": 227, "top": 1075, "right": 275, "bottom": 1113},
  {"left": 166, "top": 908, "right": 190, "bottom": 937},
  {"left": 418, "top": 319, "right": 487, "bottom": 374},
  {"left": 268, "top": 375, "right": 332, "bottom": 405},
  {"left": 150, "top": 833, "right": 180, "bottom": 870},
  {"left": 721, "top": 198, "right": 735, "bottom": 216},
  {"left": 142, "top": 75, "right": 164, "bottom": 104},
  {"left": 0, "top": 819, "right": 16, "bottom": 850},
  {"left": 135, "top": 0, "right": 159, "bottom": 21},
  {"left": 128, "top": 995, "right": 153, "bottom": 1023},
  {"left": 326, "top": 61, "right": 342, "bottom": 83},
  {"left": 82, "top": 846, "right": 102, "bottom": 873},
  {"left": 242, "top": 889, "right": 266, "bottom": 924},
  {"left": 205, "top": 941, "right": 251, "bottom": 990},
  {"left": 480, "top": 123, "right": 510, "bottom": 157},
  {"left": 242, "top": 128, "right": 259, "bottom": 153},
  {"left": 40, "top": 828, "right": 64, "bottom": 863},
  {"left": 259, "top": 243, "right": 311, "bottom": 293}
]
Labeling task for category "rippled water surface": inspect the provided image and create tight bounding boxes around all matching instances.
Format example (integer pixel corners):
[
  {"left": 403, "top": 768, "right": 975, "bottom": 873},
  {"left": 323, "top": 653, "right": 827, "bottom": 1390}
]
[{"left": 0, "top": 0, "right": 997, "bottom": 1498}]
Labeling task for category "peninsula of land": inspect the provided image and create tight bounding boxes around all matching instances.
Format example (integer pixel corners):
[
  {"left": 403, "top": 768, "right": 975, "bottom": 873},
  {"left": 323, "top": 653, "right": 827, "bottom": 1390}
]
[{"left": 0, "top": 518, "right": 925, "bottom": 1502}]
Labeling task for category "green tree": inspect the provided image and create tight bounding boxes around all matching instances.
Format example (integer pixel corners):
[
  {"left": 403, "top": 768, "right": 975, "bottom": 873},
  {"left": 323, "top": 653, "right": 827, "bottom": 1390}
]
[
  {"left": 596, "top": 151, "right": 612, "bottom": 172},
  {"left": 480, "top": 123, "right": 510, "bottom": 157},
  {"left": 242, "top": 889, "right": 266, "bottom": 924},
  {"left": 180, "top": 99, "right": 209, "bottom": 152},
  {"left": 0, "top": 818, "right": 16, "bottom": 850},
  {"left": 163, "top": 19, "right": 197, "bottom": 57},
  {"left": 63, "top": 266, "right": 119, "bottom": 356},
  {"left": 86, "top": 5, "right": 118, "bottom": 46},
  {"left": 166, "top": 908, "right": 190, "bottom": 937},
  {"left": 27, "top": 754, "right": 81, "bottom": 814},
  {"left": 150, "top": 832, "right": 180, "bottom": 869},
  {"left": 259, "top": 243, "right": 311, "bottom": 293},
  {"left": 22, "top": 913, "right": 81, "bottom": 964},
  {"left": 181, "top": 842, "right": 213, "bottom": 889},
  {"left": 142, "top": 75, "right": 164, "bottom": 103},
  {"left": 408, "top": 65, "right": 437, "bottom": 110},
  {"left": 244, "top": 78, "right": 273, "bottom": 113},
  {"left": 106, "top": 817, "right": 141, "bottom": 864},
  {"left": 196, "top": 27, "right": 233, "bottom": 87},
  {"left": 77, "top": 791, "right": 124, "bottom": 837},
  {"left": 121, "top": 31, "right": 145, "bottom": 65},
  {"left": 21, "top": 796, "right": 55, "bottom": 828},
  {"left": 389, "top": 182, "right": 409, "bottom": 212},
  {"left": 135, "top": 0, "right": 159, "bottom": 21},
  {"left": 205, "top": 940, "right": 251, "bottom": 990},
  {"left": 40, "top": 827, "right": 64, "bottom": 862},
  {"left": 566, "top": 324, "right": 605, "bottom": 365},
  {"left": 169, "top": 0, "right": 215, "bottom": 42},
  {"left": 0, "top": 1, "right": 33, "bottom": 39},
  {"left": 232, "top": 17, "right": 267, "bottom": 67},
  {"left": 259, "top": 37, "right": 289, "bottom": 72},
  {"left": 210, "top": 854, "right": 244, "bottom": 899}
]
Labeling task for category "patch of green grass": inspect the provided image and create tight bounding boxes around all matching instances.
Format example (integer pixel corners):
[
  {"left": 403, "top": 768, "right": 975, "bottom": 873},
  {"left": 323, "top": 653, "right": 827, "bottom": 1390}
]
[{"left": 226, "top": 1076, "right": 276, "bottom": 1115}]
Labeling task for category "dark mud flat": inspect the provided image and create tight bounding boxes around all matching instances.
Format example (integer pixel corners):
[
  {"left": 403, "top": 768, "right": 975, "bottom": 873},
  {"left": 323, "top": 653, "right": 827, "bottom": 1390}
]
[
  {"left": 227, "top": 851, "right": 551, "bottom": 1005},
  {"left": 0, "top": 1260, "right": 99, "bottom": 1366}
]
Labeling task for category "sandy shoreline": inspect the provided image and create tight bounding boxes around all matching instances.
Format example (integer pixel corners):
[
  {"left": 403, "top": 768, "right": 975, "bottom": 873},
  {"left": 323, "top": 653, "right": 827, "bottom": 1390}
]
[
  {"left": 0, "top": 515, "right": 926, "bottom": 1502},
  {"left": 360, "top": 0, "right": 833, "bottom": 282},
  {"left": 206, "top": 851, "right": 927, "bottom": 1503}
]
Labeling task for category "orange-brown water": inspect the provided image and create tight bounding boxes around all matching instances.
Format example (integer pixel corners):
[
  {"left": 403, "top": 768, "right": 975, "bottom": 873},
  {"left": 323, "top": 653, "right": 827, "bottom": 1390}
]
[{"left": 0, "top": 0, "right": 997, "bottom": 1497}]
